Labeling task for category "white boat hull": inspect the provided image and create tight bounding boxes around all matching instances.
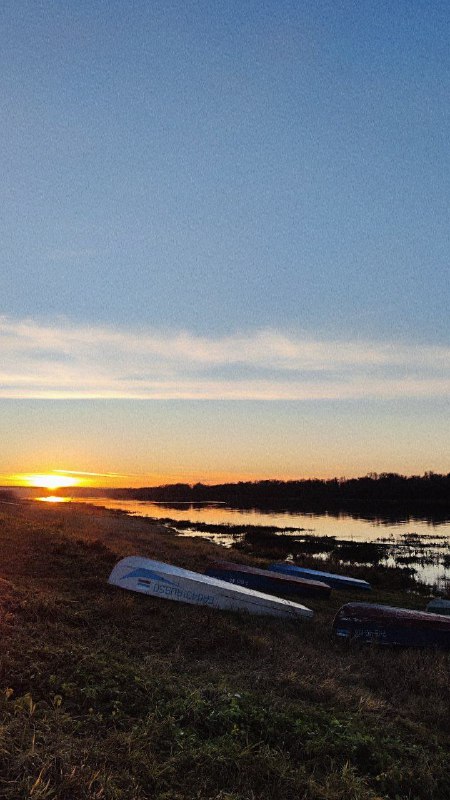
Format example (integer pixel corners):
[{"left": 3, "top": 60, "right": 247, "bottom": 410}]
[{"left": 108, "top": 556, "right": 313, "bottom": 620}]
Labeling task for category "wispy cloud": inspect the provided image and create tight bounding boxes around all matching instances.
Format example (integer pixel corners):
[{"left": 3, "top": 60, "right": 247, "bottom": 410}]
[
  {"left": 0, "top": 315, "right": 449, "bottom": 400},
  {"left": 53, "top": 469, "right": 131, "bottom": 478}
]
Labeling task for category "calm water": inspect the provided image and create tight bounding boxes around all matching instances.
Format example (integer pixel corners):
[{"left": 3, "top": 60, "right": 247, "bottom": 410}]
[{"left": 41, "top": 495, "right": 450, "bottom": 588}]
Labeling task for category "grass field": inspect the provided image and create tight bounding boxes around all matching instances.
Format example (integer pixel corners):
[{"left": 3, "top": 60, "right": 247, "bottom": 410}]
[{"left": 0, "top": 501, "right": 449, "bottom": 799}]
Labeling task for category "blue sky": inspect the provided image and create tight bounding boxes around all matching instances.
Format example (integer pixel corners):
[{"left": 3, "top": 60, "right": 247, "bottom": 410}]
[{"left": 1, "top": 1, "right": 449, "bottom": 483}]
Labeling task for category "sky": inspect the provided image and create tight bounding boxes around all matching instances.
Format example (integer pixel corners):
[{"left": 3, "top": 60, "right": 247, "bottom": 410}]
[{"left": 1, "top": 1, "right": 449, "bottom": 486}]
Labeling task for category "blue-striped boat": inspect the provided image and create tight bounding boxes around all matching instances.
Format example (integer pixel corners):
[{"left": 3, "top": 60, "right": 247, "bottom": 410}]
[
  {"left": 108, "top": 556, "right": 313, "bottom": 620},
  {"left": 333, "top": 602, "right": 450, "bottom": 648},
  {"left": 269, "top": 562, "right": 371, "bottom": 592},
  {"left": 205, "top": 559, "right": 331, "bottom": 598}
]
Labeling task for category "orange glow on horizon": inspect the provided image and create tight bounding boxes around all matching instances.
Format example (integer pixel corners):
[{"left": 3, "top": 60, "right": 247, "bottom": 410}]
[
  {"left": 2, "top": 466, "right": 381, "bottom": 490},
  {"left": 14, "top": 473, "right": 82, "bottom": 491},
  {"left": 4, "top": 468, "right": 308, "bottom": 490}
]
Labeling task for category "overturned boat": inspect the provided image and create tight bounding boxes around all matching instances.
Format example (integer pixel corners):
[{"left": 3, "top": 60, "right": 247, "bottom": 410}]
[
  {"left": 426, "top": 598, "right": 450, "bottom": 616},
  {"left": 108, "top": 556, "right": 313, "bottom": 620},
  {"left": 269, "top": 562, "right": 371, "bottom": 592},
  {"left": 205, "top": 558, "right": 331, "bottom": 598},
  {"left": 333, "top": 602, "right": 450, "bottom": 648}
]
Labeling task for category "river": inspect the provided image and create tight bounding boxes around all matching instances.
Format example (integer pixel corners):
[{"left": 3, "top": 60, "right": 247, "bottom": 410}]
[{"left": 34, "top": 494, "right": 450, "bottom": 589}]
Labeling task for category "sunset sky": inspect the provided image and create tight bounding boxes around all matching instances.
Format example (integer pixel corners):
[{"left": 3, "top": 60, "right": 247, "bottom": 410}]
[{"left": 1, "top": 1, "right": 449, "bottom": 487}]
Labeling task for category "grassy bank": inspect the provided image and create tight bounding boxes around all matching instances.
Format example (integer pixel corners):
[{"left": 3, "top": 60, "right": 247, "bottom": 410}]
[{"left": 0, "top": 501, "right": 449, "bottom": 799}]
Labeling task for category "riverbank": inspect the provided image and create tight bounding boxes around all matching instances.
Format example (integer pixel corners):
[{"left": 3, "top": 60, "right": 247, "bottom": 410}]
[
  {"left": 24, "top": 492, "right": 450, "bottom": 588},
  {"left": 0, "top": 500, "right": 449, "bottom": 799}
]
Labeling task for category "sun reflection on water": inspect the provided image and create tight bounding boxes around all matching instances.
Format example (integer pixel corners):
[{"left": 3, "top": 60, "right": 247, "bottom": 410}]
[{"left": 36, "top": 496, "right": 71, "bottom": 503}]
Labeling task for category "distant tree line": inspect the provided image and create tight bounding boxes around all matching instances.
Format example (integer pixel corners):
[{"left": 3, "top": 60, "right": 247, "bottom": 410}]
[{"left": 67, "top": 472, "right": 450, "bottom": 519}]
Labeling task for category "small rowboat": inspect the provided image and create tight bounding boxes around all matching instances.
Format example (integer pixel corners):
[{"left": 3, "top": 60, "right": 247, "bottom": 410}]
[
  {"left": 333, "top": 602, "right": 450, "bottom": 648},
  {"left": 269, "top": 562, "right": 371, "bottom": 592},
  {"left": 108, "top": 556, "right": 313, "bottom": 620},
  {"left": 205, "top": 559, "right": 331, "bottom": 598},
  {"left": 426, "top": 598, "right": 450, "bottom": 616}
]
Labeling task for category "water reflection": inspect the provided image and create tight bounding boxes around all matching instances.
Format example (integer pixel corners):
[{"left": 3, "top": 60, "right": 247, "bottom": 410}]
[
  {"left": 65, "top": 497, "right": 450, "bottom": 541},
  {"left": 31, "top": 495, "right": 450, "bottom": 587},
  {"left": 36, "top": 496, "right": 70, "bottom": 503}
]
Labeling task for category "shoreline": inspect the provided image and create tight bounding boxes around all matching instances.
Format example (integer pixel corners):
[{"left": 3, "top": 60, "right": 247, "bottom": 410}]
[{"left": 13, "top": 496, "right": 450, "bottom": 591}]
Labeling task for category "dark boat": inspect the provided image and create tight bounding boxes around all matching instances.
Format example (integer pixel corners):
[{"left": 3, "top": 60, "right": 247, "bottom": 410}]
[
  {"left": 269, "top": 563, "right": 371, "bottom": 592},
  {"left": 205, "top": 559, "right": 331, "bottom": 598},
  {"left": 333, "top": 602, "right": 450, "bottom": 648},
  {"left": 426, "top": 598, "right": 450, "bottom": 616}
]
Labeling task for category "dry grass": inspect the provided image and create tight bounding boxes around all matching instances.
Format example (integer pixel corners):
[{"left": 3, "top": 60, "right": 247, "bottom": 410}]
[{"left": 0, "top": 501, "right": 448, "bottom": 799}]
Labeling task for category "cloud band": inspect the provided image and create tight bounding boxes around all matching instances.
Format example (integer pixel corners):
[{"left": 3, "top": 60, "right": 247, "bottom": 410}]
[{"left": 0, "top": 316, "right": 449, "bottom": 401}]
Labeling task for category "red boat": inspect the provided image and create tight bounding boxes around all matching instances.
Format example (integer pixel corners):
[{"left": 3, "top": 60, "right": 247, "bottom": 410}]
[
  {"left": 333, "top": 602, "right": 450, "bottom": 648},
  {"left": 205, "top": 559, "right": 331, "bottom": 599}
]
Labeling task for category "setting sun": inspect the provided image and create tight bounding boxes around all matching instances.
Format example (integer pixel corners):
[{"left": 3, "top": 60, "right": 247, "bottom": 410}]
[{"left": 20, "top": 473, "right": 80, "bottom": 491}]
